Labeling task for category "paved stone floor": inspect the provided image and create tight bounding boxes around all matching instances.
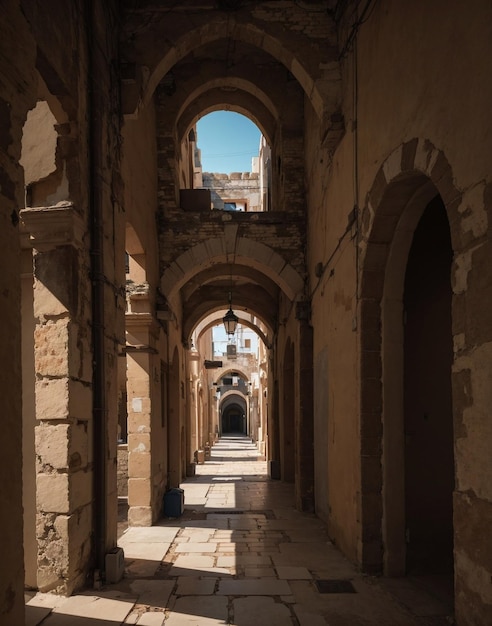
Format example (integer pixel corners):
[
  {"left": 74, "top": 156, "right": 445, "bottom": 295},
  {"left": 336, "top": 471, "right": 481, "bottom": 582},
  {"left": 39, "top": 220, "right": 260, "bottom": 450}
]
[{"left": 26, "top": 435, "right": 454, "bottom": 625}]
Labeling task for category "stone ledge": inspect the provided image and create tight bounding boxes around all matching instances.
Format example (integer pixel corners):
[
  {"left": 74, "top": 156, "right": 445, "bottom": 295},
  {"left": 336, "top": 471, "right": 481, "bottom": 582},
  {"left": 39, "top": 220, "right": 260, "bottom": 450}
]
[{"left": 20, "top": 202, "right": 85, "bottom": 251}]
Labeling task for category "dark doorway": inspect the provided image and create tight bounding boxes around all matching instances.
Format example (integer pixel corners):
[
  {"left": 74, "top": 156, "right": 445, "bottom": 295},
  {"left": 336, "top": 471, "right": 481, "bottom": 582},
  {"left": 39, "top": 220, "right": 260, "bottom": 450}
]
[
  {"left": 403, "top": 195, "right": 454, "bottom": 577},
  {"left": 222, "top": 404, "right": 246, "bottom": 434}
]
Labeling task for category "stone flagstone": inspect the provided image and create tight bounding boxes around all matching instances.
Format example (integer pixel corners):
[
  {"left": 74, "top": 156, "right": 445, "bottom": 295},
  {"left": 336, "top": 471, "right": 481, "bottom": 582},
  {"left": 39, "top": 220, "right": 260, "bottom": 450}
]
[{"left": 25, "top": 435, "right": 455, "bottom": 626}]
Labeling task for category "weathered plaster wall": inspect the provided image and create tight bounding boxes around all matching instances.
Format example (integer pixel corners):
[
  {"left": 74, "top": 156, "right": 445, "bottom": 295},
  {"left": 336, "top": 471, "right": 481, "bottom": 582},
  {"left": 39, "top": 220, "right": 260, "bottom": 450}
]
[
  {"left": 20, "top": 102, "right": 58, "bottom": 185},
  {"left": 355, "top": 5, "right": 492, "bottom": 620},
  {"left": 306, "top": 94, "right": 360, "bottom": 561},
  {"left": 307, "top": 1, "right": 492, "bottom": 619}
]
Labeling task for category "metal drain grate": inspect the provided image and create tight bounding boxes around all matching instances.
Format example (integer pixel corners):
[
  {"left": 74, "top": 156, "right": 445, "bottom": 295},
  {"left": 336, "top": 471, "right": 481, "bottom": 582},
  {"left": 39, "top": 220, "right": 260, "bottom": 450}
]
[{"left": 315, "top": 579, "right": 356, "bottom": 594}]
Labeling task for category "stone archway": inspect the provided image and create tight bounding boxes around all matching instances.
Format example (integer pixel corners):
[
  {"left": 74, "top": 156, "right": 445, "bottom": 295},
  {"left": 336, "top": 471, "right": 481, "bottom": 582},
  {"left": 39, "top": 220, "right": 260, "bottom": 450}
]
[
  {"left": 122, "top": 7, "right": 339, "bottom": 123},
  {"left": 358, "top": 139, "right": 462, "bottom": 576},
  {"left": 219, "top": 382, "right": 249, "bottom": 436},
  {"left": 161, "top": 237, "right": 304, "bottom": 304}
]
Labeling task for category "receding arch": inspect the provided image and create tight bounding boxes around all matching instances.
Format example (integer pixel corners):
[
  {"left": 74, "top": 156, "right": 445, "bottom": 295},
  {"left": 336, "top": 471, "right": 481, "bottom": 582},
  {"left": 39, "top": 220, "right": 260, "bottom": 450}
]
[
  {"left": 182, "top": 264, "right": 278, "bottom": 301},
  {"left": 215, "top": 368, "right": 250, "bottom": 384},
  {"left": 183, "top": 286, "right": 277, "bottom": 343},
  {"left": 192, "top": 315, "right": 271, "bottom": 351},
  {"left": 160, "top": 237, "right": 304, "bottom": 302},
  {"left": 126, "top": 15, "right": 330, "bottom": 118},
  {"left": 219, "top": 393, "right": 247, "bottom": 434},
  {"left": 171, "top": 51, "right": 282, "bottom": 123},
  {"left": 179, "top": 93, "right": 275, "bottom": 149},
  {"left": 175, "top": 72, "right": 279, "bottom": 145}
]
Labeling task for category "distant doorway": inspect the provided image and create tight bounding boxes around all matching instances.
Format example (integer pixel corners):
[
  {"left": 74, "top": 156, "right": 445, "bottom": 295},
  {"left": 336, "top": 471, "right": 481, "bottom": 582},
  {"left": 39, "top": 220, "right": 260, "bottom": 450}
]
[
  {"left": 222, "top": 404, "right": 246, "bottom": 434},
  {"left": 403, "top": 196, "right": 454, "bottom": 577}
]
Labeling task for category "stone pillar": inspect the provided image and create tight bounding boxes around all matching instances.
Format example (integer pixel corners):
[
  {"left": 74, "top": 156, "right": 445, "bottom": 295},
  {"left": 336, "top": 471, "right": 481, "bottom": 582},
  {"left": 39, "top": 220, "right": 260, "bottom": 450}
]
[
  {"left": 1, "top": 126, "right": 30, "bottom": 626},
  {"left": 295, "top": 303, "right": 315, "bottom": 512},
  {"left": 0, "top": 8, "right": 37, "bottom": 620},
  {"left": 21, "top": 204, "right": 93, "bottom": 594},
  {"left": 187, "top": 351, "right": 200, "bottom": 473},
  {"left": 126, "top": 312, "right": 159, "bottom": 526},
  {"left": 269, "top": 350, "right": 280, "bottom": 466}
]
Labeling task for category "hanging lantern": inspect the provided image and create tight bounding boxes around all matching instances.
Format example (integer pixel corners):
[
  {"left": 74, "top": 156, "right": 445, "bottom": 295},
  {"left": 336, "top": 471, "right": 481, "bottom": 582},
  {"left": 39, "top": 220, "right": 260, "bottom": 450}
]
[{"left": 223, "top": 307, "right": 238, "bottom": 335}]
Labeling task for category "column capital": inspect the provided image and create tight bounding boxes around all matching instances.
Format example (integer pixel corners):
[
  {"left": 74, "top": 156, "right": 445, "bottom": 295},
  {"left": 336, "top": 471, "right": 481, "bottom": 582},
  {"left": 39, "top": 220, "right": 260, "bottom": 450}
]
[{"left": 125, "top": 312, "right": 160, "bottom": 348}]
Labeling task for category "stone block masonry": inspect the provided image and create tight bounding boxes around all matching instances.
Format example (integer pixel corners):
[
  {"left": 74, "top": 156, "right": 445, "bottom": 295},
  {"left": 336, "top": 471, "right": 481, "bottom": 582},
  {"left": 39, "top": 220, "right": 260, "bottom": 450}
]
[{"left": 202, "top": 172, "right": 261, "bottom": 212}]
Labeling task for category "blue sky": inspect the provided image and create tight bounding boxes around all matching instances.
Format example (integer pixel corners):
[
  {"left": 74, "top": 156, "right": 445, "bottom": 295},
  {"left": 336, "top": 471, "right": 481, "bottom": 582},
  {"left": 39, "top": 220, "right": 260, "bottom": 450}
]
[{"left": 196, "top": 111, "right": 262, "bottom": 174}]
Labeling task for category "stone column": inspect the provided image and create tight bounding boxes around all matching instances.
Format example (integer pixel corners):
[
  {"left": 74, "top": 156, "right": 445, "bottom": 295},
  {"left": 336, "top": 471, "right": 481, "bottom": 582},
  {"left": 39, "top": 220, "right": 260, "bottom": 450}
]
[
  {"left": 126, "top": 311, "right": 159, "bottom": 526},
  {"left": 21, "top": 204, "right": 93, "bottom": 594},
  {"left": 0, "top": 10, "right": 37, "bottom": 619},
  {"left": 295, "top": 302, "right": 315, "bottom": 512},
  {"left": 187, "top": 351, "right": 200, "bottom": 473},
  {"left": 1, "top": 116, "right": 33, "bottom": 626},
  {"left": 268, "top": 350, "right": 280, "bottom": 471}
]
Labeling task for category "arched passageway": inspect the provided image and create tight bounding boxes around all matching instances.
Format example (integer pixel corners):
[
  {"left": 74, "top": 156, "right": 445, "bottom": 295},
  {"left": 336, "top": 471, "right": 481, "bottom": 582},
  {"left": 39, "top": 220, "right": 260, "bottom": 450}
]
[{"left": 1, "top": 5, "right": 491, "bottom": 624}]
